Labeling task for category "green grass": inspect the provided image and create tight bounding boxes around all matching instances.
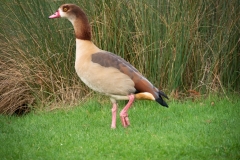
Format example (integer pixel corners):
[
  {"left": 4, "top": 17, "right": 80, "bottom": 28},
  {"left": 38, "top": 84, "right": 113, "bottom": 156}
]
[
  {"left": 1, "top": 0, "right": 239, "bottom": 114},
  {"left": 1, "top": 96, "right": 239, "bottom": 159},
  {"left": 0, "top": 1, "right": 239, "bottom": 158}
]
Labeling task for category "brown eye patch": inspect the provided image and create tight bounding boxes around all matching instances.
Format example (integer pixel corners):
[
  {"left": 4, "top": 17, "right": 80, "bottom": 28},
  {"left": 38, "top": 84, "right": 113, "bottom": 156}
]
[{"left": 63, "top": 6, "right": 69, "bottom": 12}]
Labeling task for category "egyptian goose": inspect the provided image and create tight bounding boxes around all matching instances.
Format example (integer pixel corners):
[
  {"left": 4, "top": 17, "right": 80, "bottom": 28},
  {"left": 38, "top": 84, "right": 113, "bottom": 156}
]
[{"left": 49, "top": 4, "right": 168, "bottom": 128}]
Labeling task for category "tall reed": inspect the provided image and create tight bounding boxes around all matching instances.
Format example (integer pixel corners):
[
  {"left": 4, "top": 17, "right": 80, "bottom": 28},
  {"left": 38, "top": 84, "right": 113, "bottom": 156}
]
[{"left": 0, "top": 0, "right": 239, "bottom": 114}]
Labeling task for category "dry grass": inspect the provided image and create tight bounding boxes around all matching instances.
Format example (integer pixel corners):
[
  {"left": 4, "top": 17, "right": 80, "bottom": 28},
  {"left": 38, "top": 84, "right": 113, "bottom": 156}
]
[
  {"left": 0, "top": 47, "right": 34, "bottom": 115},
  {"left": 0, "top": 0, "right": 239, "bottom": 114},
  {"left": 0, "top": 39, "right": 89, "bottom": 115}
]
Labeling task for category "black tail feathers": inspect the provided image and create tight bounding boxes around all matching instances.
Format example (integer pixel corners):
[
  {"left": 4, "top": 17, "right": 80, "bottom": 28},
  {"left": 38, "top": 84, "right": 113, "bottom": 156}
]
[
  {"left": 155, "top": 91, "right": 169, "bottom": 107},
  {"left": 156, "top": 97, "right": 168, "bottom": 107},
  {"left": 159, "top": 90, "right": 169, "bottom": 99}
]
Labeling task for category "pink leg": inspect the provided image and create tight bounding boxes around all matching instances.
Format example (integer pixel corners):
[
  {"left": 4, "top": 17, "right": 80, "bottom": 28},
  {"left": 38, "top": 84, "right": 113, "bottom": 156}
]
[
  {"left": 111, "top": 103, "right": 117, "bottom": 129},
  {"left": 120, "top": 94, "right": 135, "bottom": 128}
]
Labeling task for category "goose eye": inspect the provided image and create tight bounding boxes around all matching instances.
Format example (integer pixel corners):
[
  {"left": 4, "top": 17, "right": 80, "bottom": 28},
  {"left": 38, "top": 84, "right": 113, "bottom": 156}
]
[{"left": 63, "top": 6, "right": 69, "bottom": 12}]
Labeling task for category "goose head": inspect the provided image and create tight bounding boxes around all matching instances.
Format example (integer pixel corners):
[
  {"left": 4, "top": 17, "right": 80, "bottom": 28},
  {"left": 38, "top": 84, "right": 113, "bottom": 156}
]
[{"left": 49, "top": 4, "right": 91, "bottom": 40}]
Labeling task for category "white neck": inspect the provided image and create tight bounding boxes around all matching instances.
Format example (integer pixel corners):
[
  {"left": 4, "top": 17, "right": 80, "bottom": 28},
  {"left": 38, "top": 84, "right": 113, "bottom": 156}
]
[{"left": 75, "top": 39, "right": 101, "bottom": 60}]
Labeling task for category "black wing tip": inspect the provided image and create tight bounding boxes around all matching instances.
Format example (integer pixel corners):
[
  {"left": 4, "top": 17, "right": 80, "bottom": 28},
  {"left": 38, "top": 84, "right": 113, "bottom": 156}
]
[
  {"left": 159, "top": 90, "right": 169, "bottom": 99},
  {"left": 156, "top": 97, "right": 168, "bottom": 108}
]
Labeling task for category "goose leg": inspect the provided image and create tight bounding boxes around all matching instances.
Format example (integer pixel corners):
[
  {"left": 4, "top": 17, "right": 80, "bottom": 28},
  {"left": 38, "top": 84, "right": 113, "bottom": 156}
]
[
  {"left": 111, "top": 102, "right": 117, "bottom": 129},
  {"left": 120, "top": 94, "right": 135, "bottom": 128}
]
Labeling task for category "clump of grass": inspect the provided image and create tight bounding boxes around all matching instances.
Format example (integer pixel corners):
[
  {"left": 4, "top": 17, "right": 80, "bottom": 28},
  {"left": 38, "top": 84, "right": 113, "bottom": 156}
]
[
  {"left": 0, "top": 0, "right": 239, "bottom": 113},
  {"left": 0, "top": 0, "right": 90, "bottom": 114},
  {"left": 88, "top": 0, "right": 240, "bottom": 93},
  {"left": 0, "top": 53, "right": 34, "bottom": 115}
]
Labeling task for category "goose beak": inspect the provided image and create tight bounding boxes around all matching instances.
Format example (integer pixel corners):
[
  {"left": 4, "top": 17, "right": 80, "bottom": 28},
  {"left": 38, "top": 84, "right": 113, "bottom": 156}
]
[{"left": 49, "top": 10, "right": 60, "bottom": 19}]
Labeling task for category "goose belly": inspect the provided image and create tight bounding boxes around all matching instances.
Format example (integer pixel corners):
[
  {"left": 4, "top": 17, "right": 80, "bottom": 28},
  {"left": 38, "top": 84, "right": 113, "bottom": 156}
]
[{"left": 75, "top": 62, "right": 136, "bottom": 95}]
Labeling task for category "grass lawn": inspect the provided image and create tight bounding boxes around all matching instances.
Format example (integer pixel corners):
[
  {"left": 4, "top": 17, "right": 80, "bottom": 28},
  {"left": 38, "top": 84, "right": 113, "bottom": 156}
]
[{"left": 0, "top": 96, "right": 239, "bottom": 159}]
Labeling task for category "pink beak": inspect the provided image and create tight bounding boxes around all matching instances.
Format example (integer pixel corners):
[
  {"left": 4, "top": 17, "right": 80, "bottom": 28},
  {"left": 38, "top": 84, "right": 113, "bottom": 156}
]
[{"left": 49, "top": 10, "right": 60, "bottom": 19}]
